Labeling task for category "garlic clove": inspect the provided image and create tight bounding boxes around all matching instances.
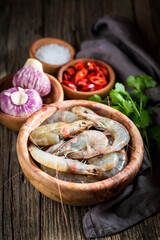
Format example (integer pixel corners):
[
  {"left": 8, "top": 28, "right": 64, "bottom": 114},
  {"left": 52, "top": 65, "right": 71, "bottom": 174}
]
[
  {"left": 11, "top": 89, "right": 28, "bottom": 105},
  {"left": 12, "top": 58, "right": 51, "bottom": 96}
]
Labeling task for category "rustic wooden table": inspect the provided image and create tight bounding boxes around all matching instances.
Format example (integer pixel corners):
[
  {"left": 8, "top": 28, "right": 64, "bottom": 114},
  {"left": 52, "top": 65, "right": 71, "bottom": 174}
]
[{"left": 0, "top": 0, "right": 160, "bottom": 239}]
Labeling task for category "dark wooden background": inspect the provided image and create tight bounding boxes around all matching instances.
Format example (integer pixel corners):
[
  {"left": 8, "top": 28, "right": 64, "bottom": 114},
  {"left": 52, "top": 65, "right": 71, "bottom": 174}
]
[{"left": 0, "top": 0, "right": 160, "bottom": 239}]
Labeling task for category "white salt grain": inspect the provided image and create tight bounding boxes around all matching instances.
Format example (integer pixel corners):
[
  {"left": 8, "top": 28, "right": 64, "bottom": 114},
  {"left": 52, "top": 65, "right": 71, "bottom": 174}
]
[{"left": 35, "top": 43, "right": 71, "bottom": 65}]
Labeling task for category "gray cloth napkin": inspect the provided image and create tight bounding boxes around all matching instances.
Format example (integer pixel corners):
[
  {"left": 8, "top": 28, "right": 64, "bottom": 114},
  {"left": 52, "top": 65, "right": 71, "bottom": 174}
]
[{"left": 76, "top": 16, "right": 160, "bottom": 238}]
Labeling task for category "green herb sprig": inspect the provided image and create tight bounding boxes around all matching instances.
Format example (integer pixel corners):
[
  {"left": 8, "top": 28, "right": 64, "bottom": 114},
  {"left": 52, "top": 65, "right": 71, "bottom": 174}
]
[{"left": 89, "top": 75, "right": 160, "bottom": 173}]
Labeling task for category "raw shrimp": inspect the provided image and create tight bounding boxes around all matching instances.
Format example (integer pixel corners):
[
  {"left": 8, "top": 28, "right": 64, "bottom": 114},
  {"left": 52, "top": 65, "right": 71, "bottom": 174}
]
[
  {"left": 72, "top": 106, "right": 130, "bottom": 153},
  {"left": 41, "top": 149, "right": 128, "bottom": 182},
  {"left": 44, "top": 110, "right": 79, "bottom": 124},
  {"left": 87, "top": 152, "right": 119, "bottom": 171},
  {"left": 30, "top": 120, "right": 93, "bottom": 146},
  {"left": 46, "top": 140, "right": 65, "bottom": 154},
  {"left": 30, "top": 122, "right": 63, "bottom": 146},
  {"left": 102, "top": 149, "right": 128, "bottom": 178},
  {"left": 29, "top": 144, "right": 106, "bottom": 176},
  {"left": 56, "top": 130, "right": 109, "bottom": 159}
]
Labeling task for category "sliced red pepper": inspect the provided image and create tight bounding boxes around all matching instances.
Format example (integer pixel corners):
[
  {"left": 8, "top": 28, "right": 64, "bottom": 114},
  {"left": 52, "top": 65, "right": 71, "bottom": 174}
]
[
  {"left": 65, "top": 67, "right": 75, "bottom": 75},
  {"left": 96, "top": 63, "right": 109, "bottom": 76},
  {"left": 63, "top": 73, "right": 71, "bottom": 81},
  {"left": 86, "top": 61, "right": 97, "bottom": 71},
  {"left": 75, "top": 68, "right": 88, "bottom": 81},
  {"left": 90, "top": 76, "right": 107, "bottom": 86},
  {"left": 94, "top": 85, "right": 104, "bottom": 91},
  {"left": 76, "top": 78, "right": 89, "bottom": 87},
  {"left": 80, "top": 83, "right": 95, "bottom": 92},
  {"left": 96, "top": 71, "right": 106, "bottom": 80},
  {"left": 87, "top": 72, "right": 95, "bottom": 81},
  {"left": 74, "top": 62, "right": 84, "bottom": 71},
  {"left": 63, "top": 80, "right": 77, "bottom": 91}
]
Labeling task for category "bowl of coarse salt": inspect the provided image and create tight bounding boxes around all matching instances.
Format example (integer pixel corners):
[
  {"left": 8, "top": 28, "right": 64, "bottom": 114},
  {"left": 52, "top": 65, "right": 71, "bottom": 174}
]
[{"left": 29, "top": 38, "right": 75, "bottom": 74}]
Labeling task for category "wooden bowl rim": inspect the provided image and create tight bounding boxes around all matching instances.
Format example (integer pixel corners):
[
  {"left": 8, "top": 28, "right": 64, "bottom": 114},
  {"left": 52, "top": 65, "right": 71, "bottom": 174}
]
[
  {"left": 0, "top": 73, "right": 64, "bottom": 122},
  {"left": 29, "top": 37, "right": 75, "bottom": 68},
  {"left": 17, "top": 100, "right": 144, "bottom": 191},
  {"left": 58, "top": 58, "right": 115, "bottom": 96}
]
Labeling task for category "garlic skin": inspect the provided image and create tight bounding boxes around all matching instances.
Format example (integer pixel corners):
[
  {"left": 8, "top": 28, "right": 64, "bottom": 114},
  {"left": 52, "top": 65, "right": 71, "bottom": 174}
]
[
  {"left": 12, "top": 58, "right": 51, "bottom": 96},
  {"left": 0, "top": 87, "right": 43, "bottom": 117}
]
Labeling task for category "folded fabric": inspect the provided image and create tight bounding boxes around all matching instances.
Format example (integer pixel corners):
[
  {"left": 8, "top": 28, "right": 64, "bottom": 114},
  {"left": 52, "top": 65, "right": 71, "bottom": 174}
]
[{"left": 76, "top": 16, "right": 160, "bottom": 238}]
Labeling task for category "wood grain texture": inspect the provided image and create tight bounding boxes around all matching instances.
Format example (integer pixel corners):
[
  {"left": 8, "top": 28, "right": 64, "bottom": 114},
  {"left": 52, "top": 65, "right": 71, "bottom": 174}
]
[{"left": 0, "top": 0, "right": 160, "bottom": 239}]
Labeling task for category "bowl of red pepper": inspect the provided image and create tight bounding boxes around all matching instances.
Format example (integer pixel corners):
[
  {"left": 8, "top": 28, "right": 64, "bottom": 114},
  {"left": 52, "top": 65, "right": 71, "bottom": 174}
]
[{"left": 58, "top": 58, "right": 115, "bottom": 100}]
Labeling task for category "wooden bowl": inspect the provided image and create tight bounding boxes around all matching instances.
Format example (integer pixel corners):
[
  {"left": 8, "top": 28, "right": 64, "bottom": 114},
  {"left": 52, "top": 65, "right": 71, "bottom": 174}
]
[
  {"left": 29, "top": 38, "right": 75, "bottom": 74},
  {"left": 0, "top": 73, "right": 64, "bottom": 131},
  {"left": 17, "top": 100, "right": 144, "bottom": 206},
  {"left": 58, "top": 58, "right": 115, "bottom": 100}
]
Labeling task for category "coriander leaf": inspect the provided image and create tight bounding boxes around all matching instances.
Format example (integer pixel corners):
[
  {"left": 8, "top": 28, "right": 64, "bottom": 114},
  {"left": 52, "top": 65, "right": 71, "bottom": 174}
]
[
  {"left": 127, "top": 75, "right": 146, "bottom": 91},
  {"left": 122, "top": 100, "right": 134, "bottom": 115},
  {"left": 142, "top": 94, "right": 150, "bottom": 108},
  {"left": 111, "top": 106, "right": 127, "bottom": 115},
  {"left": 88, "top": 94, "right": 106, "bottom": 103},
  {"left": 109, "top": 90, "right": 125, "bottom": 105},
  {"left": 132, "top": 110, "right": 152, "bottom": 128},
  {"left": 114, "top": 83, "right": 127, "bottom": 95},
  {"left": 131, "top": 89, "right": 150, "bottom": 108},
  {"left": 130, "top": 89, "right": 141, "bottom": 102},
  {"left": 139, "top": 75, "right": 156, "bottom": 88}
]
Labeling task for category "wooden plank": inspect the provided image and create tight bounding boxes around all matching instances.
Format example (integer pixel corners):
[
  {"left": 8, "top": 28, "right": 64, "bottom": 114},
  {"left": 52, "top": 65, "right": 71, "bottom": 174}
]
[
  {"left": 133, "top": 0, "right": 160, "bottom": 65},
  {"left": 0, "top": 0, "right": 42, "bottom": 239},
  {"left": 0, "top": 0, "right": 160, "bottom": 239}
]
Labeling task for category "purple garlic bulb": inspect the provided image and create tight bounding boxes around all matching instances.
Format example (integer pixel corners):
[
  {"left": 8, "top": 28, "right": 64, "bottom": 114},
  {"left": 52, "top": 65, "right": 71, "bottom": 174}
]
[
  {"left": 12, "top": 58, "right": 51, "bottom": 96},
  {"left": 0, "top": 87, "right": 43, "bottom": 117}
]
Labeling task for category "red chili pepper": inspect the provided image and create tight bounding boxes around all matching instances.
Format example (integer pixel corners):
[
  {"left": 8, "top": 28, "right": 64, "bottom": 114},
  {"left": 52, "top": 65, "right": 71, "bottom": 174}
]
[
  {"left": 76, "top": 79, "right": 89, "bottom": 87},
  {"left": 63, "top": 73, "right": 70, "bottom": 81},
  {"left": 80, "top": 83, "right": 95, "bottom": 92},
  {"left": 94, "top": 85, "right": 104, "bottom": 91},
  {"left": 63, "top": 80, "right": 77, "bottom": 90},
  {"left": 74, "top": 62, "right": 84, "bottom": 70},
  {"left": 87, "top": 72, "right": 95, "bottom": 81},
  {"left": 86, "top": 61, "right": 97, "bottom": 71},
  {"left": 65, "top": 67, "right": 75, "bottom": 75},
  {"left": 75, "top": 68, "right": 88, "bottom": 81},
  {"left": 96, "top": 63, "right": 109, "bottom": 76},
  {"left": 96, "top": 71, "right": 106, "bottom": 80},
  {"left": 90, "top": 76, "right": 107, "bottom": 86}
]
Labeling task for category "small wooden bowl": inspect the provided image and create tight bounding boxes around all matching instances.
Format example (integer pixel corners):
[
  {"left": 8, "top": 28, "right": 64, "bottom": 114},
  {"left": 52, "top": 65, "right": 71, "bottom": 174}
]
[
  {"left": 58, "top": 58, "right": 115, "bottom": 100},
  {"left": 17, "top": 100, "right": 144, "bottom": 206},
  {"left": 0, "top": 73, "right": 64, "bottom": 131},
  {"left": 29, "top": 38, "right": 75, "bottom": 74}
]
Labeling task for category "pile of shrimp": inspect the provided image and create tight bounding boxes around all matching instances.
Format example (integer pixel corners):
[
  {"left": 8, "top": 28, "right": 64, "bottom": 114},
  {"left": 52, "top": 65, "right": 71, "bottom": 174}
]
[{"left": 28, "top": 106, "right": 130, "bottom": 183}]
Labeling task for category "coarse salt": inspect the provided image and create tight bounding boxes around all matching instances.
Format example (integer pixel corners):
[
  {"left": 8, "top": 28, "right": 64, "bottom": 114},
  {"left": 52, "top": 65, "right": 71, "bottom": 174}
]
[{"left": 35, "top": 43, "right": 71, "bottom": 65}]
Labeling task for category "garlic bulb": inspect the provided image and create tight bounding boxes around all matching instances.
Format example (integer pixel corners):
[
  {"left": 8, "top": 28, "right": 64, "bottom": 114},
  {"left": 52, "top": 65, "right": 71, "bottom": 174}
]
[
  {"left": 12, "top": 58, "right": 51, "bottom": 96},
  {"left": 0, "top": 87, "right": 43, "bottom": 117}
]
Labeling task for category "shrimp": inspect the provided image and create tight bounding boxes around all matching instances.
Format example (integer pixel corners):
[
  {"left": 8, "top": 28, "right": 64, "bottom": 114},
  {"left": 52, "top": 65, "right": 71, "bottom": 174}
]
[
  {"left": 56, "top": 130, "right": 109, "bottom": 159},
  {"left": 30, "top": 120, "right": 94, "bottom": 146},
  {"left": 44, "top": 110, "right": 79, "bottom": 124},
  {"left": 46, "top": 140, "right": 65, "bottom": 154},
  {"left": 30, "top": 122, "right": 63, "bottom": 146},
  {"left": 71, "top": 106, "right": 130, "bottom": 153},
  {"left": 102, "top": 149, "right": 128, "bottom": 178},
  {"left": 87, "top": 152, "right": 119, "bottom": 171},
  {"left": 29, "top": 144, "right": 106, "bottom": 176}
]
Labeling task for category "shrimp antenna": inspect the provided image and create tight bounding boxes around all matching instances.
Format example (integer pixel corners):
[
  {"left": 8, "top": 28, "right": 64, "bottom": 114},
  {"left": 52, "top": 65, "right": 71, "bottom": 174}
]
[
  {"left": 55, "top": 167, "right": 68, "bottom": 227},
  {"left": 0, "top": 171, "right": 23, "bottom": 191}
]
